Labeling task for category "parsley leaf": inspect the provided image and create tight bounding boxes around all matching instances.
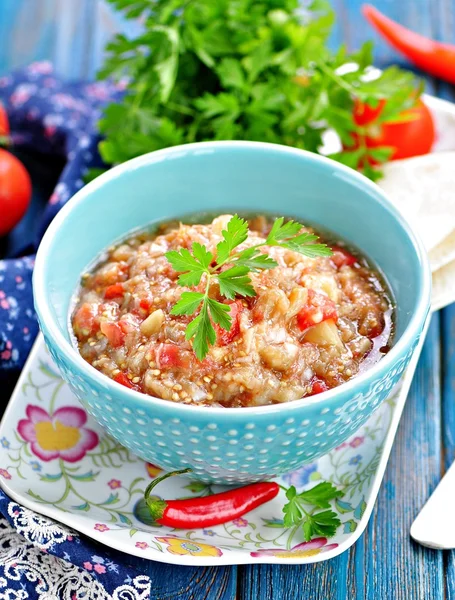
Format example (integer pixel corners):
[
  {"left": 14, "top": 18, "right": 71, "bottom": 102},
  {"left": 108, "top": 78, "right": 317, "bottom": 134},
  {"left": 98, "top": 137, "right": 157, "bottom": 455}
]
[
  {"left": 216, "top": 215, "right": 249, "bottom": 265},
  {"left": 233, "top": 247, "right": 278, "bottom": 272},
  {"left": 166, "top": 247, "right": 210, "bottom": 287},
  {"left": 218, "top": 266, "right": 256, "bottom": 299},
  {"left": 171, "top": 292, "right": 205, "bottom": 316},
  {"left": 207, "top": 298, "right": 232, "bottom": 330},
  {"left": 282, "top": 482, "right": 343, "bottom": 541},
  {"left": 185, "top": 302, "right": 216, "bottom": 361},
  {"left": 266, "top": 219, "right": 334, "bottom": 257},
  {"left": 165, "top": 215, "right": 332, "bottom": 360},
  {"left": 298, "top": 481, "right": 344, "bottom": 509}
]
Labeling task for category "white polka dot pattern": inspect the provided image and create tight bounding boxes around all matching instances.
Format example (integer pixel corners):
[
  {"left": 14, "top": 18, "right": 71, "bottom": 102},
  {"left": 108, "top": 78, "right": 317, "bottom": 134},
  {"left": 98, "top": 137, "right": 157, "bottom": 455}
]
[{"left": 42, "top": 331, "right": 421, "bottom": 484}]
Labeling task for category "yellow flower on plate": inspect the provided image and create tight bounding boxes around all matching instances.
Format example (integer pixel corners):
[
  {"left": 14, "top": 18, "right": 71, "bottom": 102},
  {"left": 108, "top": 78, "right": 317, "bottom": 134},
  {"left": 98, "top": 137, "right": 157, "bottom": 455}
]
[
  {"left": 146, "top": 463, "right": 163, "bottom": 478},
  {"left": 157, "top": 536, "right": 222, "bottom": 557}
]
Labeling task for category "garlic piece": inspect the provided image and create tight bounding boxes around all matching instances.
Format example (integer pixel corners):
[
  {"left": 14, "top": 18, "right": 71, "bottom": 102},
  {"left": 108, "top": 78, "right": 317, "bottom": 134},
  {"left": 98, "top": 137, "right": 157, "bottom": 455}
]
[{"left": 140, "top": 309, "right": 164, "bottom": 336}]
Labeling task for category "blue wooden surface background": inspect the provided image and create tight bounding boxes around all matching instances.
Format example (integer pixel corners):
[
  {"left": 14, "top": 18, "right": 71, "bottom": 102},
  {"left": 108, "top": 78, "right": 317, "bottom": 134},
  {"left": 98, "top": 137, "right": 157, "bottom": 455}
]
[{"left": 1, "top": 0, "right": 454, "bottom": 598}]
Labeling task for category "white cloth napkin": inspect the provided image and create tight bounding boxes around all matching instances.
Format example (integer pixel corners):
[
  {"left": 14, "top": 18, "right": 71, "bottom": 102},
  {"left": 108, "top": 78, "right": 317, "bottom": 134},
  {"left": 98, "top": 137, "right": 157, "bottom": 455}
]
[{"left": 378, "top": 151, "right": 455, "bottom": 311}]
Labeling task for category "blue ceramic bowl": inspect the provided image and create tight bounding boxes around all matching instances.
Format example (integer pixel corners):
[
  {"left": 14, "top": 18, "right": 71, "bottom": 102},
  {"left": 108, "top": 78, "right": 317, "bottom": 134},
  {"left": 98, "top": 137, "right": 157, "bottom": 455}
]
[{"left": 33, "top": 142, "right": 431, "bottom": 484}]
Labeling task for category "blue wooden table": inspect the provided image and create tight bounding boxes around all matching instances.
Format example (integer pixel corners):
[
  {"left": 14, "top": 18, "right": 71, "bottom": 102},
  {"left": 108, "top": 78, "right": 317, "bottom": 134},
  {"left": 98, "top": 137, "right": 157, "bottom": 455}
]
[{"left": 1, "top": 1, "right": 454, "bottom": 598}]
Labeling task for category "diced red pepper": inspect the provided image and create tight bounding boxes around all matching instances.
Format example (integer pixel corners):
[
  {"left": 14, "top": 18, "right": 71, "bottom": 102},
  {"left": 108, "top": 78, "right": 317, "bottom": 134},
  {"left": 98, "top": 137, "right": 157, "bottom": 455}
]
[
  {"left": 330, "top": 246, "right": 357, "bottom": 268},
  {"left": 216, "top": 300, "right": 243, "bottom": 346},
  {"left": 104, "top": 283, "right": 124, "bottom": 299},
  {"left": 100, "top": 321, "right": 125, "bottom": 348},
  {"left": 114, "top": 371, "right": 141, "bottom": 391},
  {"left": 296, "top": 289, "right": 338, "bottom": 331},
  {"left": 309, "top": 377, "right": 329, "bottom": 396},
  {"left": 73, "top": 303, "right": 100, "bottom": 337}
]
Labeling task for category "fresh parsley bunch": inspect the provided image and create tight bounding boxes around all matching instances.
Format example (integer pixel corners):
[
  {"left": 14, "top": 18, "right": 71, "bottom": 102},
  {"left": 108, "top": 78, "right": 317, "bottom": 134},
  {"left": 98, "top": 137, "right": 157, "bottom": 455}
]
[
  {"left": 283, "top": 481, "right": 343, "bottom": 541},
  {"left": 95, "top": 0, "right": 420, "bottom": 180},
  {"left": 166, "top": 215, "right": 331, "bottom": 361}
]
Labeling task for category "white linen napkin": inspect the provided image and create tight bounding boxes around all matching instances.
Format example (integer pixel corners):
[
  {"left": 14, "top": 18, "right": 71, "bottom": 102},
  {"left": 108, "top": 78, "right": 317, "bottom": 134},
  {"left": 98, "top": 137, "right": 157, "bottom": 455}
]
[{"left": 378, "top": 151, "right": 455, "bottom": 311}]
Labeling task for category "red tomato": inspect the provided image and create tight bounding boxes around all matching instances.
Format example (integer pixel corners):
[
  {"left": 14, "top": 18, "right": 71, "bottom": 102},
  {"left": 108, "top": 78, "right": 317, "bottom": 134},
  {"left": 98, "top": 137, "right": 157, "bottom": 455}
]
[
  {"left": 114, "top": 372, "right": 141, "bottom": 391},
  {"left": 100, "top": 321, "right": 125, "bottom": 347},
  {"left": 215, "top": 300, "right": 243, "bottom": 346},
  {"left": 73, "top": 303, "right": 100, "bottom": 337},
  {"left": 349, "top": 98, "right": 435, "bottom": 162},
  {"left": 296, "top": 290, "right": 337, "bottom": 331},
  {"left": 104, "top": 283, "right": 124, "bottom": 299},
  {"left": 0, "top": 148, "right": 32, "bottom": 236},
  {"left": 156, "top": 343, "right": 190, "bottom": 369},
  {"left": 309, "top": 378, "right": 329, "bottom": 396},
  {"left": 331, "top": 246, "right": 357, "bottom": 268},
  {"left": 0, "top": 103, "right": 9, "bottom": 136},
  {"left": 139, "top": 298, "right": 152, "bottom": 311}
]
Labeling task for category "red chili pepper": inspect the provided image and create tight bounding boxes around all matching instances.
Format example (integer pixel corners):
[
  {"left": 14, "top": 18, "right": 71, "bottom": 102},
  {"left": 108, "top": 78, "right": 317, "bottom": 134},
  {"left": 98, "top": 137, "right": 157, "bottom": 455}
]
[
  {"left": 362, "top": 4, "right": 455, "bottom": 85},
  {"left": 144, "top": 469, "right": 280, "bottom": 528}
]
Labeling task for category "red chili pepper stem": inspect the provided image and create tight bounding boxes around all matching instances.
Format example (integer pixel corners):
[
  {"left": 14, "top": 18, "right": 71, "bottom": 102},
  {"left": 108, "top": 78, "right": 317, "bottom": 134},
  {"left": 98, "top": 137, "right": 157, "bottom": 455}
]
[{"left": 144, "top": 468, "right": 192, "bottom": 521}]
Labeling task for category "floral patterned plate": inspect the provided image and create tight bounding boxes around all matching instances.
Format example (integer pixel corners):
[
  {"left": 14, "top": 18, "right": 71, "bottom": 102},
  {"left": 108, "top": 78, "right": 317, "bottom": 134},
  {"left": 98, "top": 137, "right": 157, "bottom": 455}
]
[{"left": 0, "top": 322, "right": 429, "bottom": 567}]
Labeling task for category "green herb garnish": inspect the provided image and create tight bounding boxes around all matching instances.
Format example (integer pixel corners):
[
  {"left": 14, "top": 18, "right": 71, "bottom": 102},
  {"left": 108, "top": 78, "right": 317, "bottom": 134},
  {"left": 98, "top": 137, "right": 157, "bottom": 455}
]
[
  {"left": 282, "top": 482, "right": 343, "bottom": 541},
  {"left": 165, "top": 215, "right": 331, "bottom": 361},
  {"left": 93, "top": 0, "right": 420, "bottom": 181}
]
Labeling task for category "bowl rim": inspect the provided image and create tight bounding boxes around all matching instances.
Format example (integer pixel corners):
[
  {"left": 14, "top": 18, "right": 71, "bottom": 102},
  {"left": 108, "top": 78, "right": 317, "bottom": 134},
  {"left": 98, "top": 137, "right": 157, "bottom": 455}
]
[{"left": 33, "top": 140, "right": 432, "bottom": 416}]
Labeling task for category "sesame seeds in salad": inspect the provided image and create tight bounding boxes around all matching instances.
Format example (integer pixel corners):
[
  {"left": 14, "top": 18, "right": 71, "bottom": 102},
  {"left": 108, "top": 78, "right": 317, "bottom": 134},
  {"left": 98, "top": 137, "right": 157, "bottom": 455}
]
[{"left": 71, "top": 214, "right": 394, "bottom": 408}]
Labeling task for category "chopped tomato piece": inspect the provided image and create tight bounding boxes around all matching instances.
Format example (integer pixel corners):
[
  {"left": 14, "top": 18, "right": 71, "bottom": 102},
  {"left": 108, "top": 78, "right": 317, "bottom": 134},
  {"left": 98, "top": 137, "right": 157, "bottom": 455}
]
[
  {"left": 118, "top": 319, "right": 133, "bottom": 334},
  {"left": 114, "top": 372, "right": 141, "bottom": 391},
  {"left": 296, "top": 289, "right": 338, "bottom": 331},
  {"left": 140, "top": 298, "right": 152, "bottom": 311},
  {"left": 104, "top": 283, "right": 124, "bottom": 299},
  {"left": 100, "top": 321, "right": 125, "bottom": 347},
  {"left": 331, "top": 246, "right": 357, "bottom": 268},
  {"left": 216, "top": 300, "right": 243, "bottom": 346},
  {"left": 156, "top": 343, "right": 190, "bottom": 369},
  {"left": 309, "top": 377, "right": 329, "bottom": 395},
  {"left": 72, "top": 303, "right": 100, "bottom": 337}
]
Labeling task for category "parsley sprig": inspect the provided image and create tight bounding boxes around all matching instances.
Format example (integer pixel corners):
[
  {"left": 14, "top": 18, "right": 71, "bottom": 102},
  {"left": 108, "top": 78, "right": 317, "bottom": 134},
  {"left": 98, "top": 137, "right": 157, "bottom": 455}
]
[
  {"left": 92, "top": 0, "right": 421, "bottom": 182},
  {"left": 282, "top": 482, "right": 343, "bottom": 541},
  {"left": 165, "top": 215, "right": 332, "bottom": 360}
]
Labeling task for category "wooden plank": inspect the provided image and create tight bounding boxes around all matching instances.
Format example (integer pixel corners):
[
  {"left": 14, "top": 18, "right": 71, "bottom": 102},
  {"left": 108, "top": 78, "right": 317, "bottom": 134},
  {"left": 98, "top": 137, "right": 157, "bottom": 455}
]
[
  {"left": 239, "top": 316, "right": 443, "bottom": 599},
  {"left": 441, "top": 304, "right": 455, "bottom": 599},
  {"left": 428, "top": 1, "right": 455, "bottom": 589},
  {"left": 360, "top": 315, "right": 443, "bottom": 599},
  {"left": 143, "top": 563, "right": 236, "bottom": 600},
  {"left": 0, "top": 0, "right": 96, "bottom": 80}
]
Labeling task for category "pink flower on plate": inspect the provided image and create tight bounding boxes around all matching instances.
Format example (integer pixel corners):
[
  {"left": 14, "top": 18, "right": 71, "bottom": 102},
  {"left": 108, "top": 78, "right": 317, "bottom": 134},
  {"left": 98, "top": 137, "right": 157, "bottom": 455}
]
[
  {"left": 94, "top": 523, "right": 109, "bottom": 532},
  {"left": 83, "top": 561, "right": 93, "bottom": 571},
  {"left": 135, "top": 541, "right": 149, "bottom": 550},
  {"left": 337, "top": 442, "right": 349, "bottom": 451},
  {"left": 94, "top": 564, "right": 106, "bottom": 574},
  {"left": 0, "top": 468, "right": 11, "bottom": 480},
  {"left": 232, "top": 518, "right": 248, "bottom": 528},
  {"left": 17, "top": 405, "right": 98, "bottom": 462},
  {"left": 251, "top": 537, "right": 338, "bottom": 559},
  {"left": 108, "top": 479, "right": 121, "bottom": 490},
  {"left": 349, "top": 436, "right": 364, "bottom": 448}
]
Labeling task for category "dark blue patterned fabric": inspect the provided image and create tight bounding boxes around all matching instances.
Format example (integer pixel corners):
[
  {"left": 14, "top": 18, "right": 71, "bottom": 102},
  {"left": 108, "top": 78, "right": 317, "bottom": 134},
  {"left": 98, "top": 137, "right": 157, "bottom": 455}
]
[
  {"left": 0, "top": 63, "right": 152, "bottom": 598},
  {"left": 0, "top": 61, "right": 123, "bottom": 378}
]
